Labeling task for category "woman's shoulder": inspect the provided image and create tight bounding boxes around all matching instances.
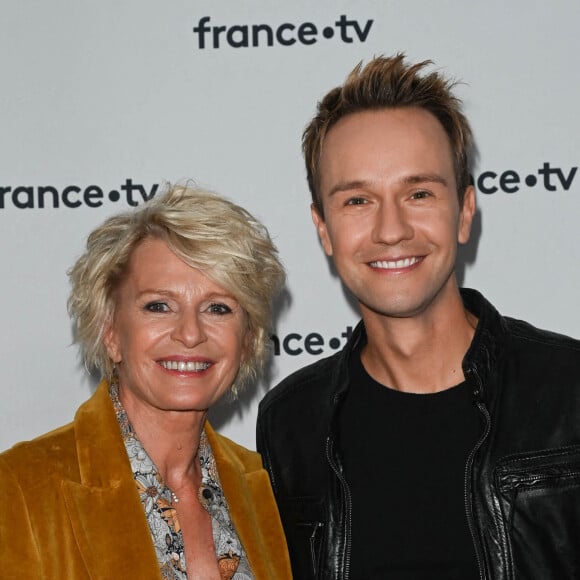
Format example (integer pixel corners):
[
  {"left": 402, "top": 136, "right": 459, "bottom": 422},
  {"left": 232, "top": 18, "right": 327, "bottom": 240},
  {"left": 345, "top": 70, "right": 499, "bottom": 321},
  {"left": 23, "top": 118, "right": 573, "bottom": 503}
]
[
  {"left": 205, "top": 422, "right": 263, "bottom": 473},
  {"left": 0, "top": 420, "right": 78, "bottom": 485}
]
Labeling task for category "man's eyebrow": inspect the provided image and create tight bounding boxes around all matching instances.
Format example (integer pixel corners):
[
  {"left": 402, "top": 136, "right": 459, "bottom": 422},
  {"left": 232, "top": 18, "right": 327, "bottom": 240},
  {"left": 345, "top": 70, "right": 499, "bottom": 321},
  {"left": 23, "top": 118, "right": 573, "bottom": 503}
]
[
  {"left": 327, "top": 179, "right": 372, "bottom": 197},
  {"left": 327, "top": 174, "right": 448, "bottom": 197},
  {"left": 402, "top": 173, "right": 448, "bottom": 186}
]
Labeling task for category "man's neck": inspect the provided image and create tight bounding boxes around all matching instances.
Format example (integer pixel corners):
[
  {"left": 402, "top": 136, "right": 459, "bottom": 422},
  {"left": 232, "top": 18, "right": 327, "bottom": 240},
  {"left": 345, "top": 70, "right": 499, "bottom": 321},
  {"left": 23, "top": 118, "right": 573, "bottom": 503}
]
[{"left": 360, "top": 288, "right": 477, "bottom": 394}]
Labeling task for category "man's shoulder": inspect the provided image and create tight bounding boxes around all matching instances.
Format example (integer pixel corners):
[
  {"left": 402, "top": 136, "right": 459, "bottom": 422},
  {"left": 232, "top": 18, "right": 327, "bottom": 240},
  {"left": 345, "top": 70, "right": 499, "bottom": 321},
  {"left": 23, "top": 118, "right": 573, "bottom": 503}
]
[
  {"left": 259, "top": 350, "right": 343, "bottom": 415},
  {"left": 257, "top": 351, "right": 345, "bottom": 485},
  {"left": 497, "top": 316, "right": 580, "bottom": 392},
  {"left": 465, "top": 288, "right": 580, "bottom": 366},
  {"left": 504, "top": 315, "right": 580, "bottom": 356}
]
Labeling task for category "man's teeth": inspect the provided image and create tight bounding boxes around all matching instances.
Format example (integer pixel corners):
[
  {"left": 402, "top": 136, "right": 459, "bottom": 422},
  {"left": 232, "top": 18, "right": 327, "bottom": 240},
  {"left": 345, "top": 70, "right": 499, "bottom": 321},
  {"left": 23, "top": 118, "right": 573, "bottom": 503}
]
[
  {"left": 160, "top": 361, "right": 211, "bottom": 371},
  {"left": 371, "top": 257, "right": 420, "bottom": 269}
]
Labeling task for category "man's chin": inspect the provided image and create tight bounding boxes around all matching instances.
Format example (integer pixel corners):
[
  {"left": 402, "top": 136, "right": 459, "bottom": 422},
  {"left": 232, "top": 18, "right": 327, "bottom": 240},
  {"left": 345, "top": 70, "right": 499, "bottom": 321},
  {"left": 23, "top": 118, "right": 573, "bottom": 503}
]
[{"left": 360, "top": 297, "right": 427, "bottom": 319}]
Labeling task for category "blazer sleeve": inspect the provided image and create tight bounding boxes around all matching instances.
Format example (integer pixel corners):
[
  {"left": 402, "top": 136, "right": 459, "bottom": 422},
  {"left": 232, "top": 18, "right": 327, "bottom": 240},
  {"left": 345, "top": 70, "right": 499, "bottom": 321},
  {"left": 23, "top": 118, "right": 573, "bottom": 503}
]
[{"left": 0, "top": 455, "right": 43, "bottom": 576}]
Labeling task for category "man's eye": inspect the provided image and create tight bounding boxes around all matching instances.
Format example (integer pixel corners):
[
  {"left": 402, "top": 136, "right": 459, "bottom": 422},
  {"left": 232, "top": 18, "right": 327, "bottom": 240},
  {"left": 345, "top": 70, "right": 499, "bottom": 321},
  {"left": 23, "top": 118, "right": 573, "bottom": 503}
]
[
  {"left": 145, "top": 302, "right": 169, "bottom": 313},
  {"left": 411, "top": 190, "right": 431, "bottom": 200},
  {"left": 346, "top": 197, "right": 367, "bottom": 206},
  {"left": 208, "top": 303, "right": 233, "bottom": 315}
]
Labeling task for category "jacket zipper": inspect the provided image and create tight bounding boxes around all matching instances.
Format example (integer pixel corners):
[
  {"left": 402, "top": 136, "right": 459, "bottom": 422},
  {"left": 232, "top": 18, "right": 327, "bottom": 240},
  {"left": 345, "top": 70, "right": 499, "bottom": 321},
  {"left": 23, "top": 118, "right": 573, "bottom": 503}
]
[
  {"left": 499, "top": 468, "right": 580, "bottom": 491},
  {"left": 300, "top": 521, "right": 325, "bottom": 576},
  {"left": 326, "top": 435, "right": 352, "bottom": 580},
  {"left": 464, "top": 365, "right": 491, "bottom": 580}
]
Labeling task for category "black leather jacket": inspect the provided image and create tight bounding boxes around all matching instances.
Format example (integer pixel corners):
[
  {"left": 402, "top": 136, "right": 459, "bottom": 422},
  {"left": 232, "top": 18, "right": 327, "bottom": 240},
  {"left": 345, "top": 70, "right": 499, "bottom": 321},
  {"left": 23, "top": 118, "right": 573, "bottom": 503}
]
[{"left": 257, "top": 289, "right": 580, "bottom": 580}]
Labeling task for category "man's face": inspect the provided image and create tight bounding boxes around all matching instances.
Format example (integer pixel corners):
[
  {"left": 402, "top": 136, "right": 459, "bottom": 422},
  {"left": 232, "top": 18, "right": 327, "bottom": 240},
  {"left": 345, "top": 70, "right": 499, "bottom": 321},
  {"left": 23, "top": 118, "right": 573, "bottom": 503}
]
[{"left": 313, "top": 107, "right": 475, "bottom": 321}]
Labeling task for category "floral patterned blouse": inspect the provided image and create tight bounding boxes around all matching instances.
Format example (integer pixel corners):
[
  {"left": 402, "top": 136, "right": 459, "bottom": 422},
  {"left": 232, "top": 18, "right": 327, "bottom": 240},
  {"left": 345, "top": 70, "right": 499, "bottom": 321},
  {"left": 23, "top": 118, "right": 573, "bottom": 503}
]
[{"left": 110, "top": 384, "right": 253, "bottom": 579}]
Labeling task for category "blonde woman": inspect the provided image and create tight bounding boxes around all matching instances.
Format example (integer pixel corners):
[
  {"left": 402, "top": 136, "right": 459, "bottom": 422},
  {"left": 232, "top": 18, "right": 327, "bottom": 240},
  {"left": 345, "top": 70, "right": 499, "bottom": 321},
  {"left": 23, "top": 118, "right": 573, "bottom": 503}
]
[{"left": 0, "top": 184, "right": 291, "bottom": 579}]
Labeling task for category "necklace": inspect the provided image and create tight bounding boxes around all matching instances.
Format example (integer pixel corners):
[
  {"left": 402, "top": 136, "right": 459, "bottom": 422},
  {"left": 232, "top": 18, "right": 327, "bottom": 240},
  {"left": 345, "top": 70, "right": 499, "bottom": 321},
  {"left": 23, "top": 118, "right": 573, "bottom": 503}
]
[{"left": 170, "top": 484, "right": 213, "bottom": 505}]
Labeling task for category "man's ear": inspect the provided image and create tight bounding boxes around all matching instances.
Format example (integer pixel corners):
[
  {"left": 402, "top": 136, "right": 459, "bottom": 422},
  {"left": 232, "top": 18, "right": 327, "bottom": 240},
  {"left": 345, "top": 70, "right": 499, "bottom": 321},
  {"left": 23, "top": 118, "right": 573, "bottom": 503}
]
[
  {"left": 311, "top": 204, "right": 333, "bottom": 256},
  {"left": 458, "top": 185, "right": 476, "bottom": 244}
]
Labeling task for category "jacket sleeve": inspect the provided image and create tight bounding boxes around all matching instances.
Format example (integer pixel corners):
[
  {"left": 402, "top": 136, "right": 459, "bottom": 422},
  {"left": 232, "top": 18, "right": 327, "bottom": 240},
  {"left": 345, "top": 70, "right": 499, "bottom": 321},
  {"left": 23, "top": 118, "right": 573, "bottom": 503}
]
[{"left": 0, "top": 455, "right": 43, "bottom": 576}]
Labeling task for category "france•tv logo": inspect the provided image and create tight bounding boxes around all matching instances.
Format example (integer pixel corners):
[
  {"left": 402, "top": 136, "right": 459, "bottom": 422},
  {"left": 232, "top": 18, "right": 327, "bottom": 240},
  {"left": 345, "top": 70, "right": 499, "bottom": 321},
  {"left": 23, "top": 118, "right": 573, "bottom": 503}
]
[{"left": 192, "top": 15, "right": 374, "bottom": 49}]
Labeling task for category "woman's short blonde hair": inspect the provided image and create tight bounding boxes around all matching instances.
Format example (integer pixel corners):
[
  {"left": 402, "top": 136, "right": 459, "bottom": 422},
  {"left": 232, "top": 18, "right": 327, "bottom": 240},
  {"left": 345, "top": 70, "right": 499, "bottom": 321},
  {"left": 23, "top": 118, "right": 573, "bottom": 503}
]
[{"left": 68, "top": 183, "right": 285, "bottom": 394}]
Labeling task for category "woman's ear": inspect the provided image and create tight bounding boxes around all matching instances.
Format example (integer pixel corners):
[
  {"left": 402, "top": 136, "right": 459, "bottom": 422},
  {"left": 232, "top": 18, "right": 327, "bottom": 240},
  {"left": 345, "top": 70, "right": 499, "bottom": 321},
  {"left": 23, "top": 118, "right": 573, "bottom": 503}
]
[{"left": 103, "top": 318, "right": 122, "bottom": 364}]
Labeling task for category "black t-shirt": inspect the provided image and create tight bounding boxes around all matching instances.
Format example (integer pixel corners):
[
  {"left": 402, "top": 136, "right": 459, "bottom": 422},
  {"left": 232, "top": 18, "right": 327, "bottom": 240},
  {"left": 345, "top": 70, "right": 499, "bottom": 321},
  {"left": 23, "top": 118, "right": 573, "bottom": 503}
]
[{"left": 337, "top": 353, "right": 481, "bottom": 580}]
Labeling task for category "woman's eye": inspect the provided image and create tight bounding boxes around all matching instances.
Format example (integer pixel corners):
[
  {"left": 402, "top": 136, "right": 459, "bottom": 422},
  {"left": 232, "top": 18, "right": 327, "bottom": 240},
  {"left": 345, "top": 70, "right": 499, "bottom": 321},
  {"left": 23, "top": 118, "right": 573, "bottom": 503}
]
[
  {"left": 208, "top": 302, "right": 233, "bottom": 315},
  {"left": 145, "top": 302, "right": 169, "bottom": 313}
]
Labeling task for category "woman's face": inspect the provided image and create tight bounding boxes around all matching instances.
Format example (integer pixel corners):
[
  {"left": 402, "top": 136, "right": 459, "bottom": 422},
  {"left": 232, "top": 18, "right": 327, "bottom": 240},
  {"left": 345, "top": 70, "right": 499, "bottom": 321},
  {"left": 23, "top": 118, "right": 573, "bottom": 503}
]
[{"left": 104, "top": 238, "right": 248, "bottom": 417}]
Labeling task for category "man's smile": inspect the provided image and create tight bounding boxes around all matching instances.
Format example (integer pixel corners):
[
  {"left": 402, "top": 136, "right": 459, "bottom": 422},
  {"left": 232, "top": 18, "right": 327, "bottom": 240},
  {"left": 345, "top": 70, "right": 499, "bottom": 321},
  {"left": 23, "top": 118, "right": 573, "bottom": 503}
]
[{"left": 369, "top": 256, "right": 423, "bottom": 270}]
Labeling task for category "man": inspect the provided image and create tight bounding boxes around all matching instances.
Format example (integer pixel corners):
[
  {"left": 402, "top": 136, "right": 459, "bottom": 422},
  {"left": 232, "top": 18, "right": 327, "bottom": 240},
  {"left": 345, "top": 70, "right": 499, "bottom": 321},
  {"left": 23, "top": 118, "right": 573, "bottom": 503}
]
[{"left": 257, "top": 54, "right": 580, "bottom": 580}]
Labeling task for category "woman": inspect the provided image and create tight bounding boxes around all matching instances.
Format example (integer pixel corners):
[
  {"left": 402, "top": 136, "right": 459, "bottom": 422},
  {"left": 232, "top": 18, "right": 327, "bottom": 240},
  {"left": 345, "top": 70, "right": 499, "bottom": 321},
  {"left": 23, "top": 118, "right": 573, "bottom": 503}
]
[{"left": 0, "top": 184, "right": 291, "bottom": 579}]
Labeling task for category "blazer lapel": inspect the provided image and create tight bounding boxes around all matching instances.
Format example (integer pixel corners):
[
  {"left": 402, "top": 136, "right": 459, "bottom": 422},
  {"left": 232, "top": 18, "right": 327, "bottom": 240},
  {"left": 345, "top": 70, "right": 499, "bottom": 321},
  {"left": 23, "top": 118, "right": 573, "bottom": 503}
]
[
  {"left": 62, "top": 380, "right": 161, "bottom": 580},
  {"left": 207, "top": 423, "right": 291, "bottom": 579},
  {"left": 62, "top": 478, "right": 161, "bottom": 580}
]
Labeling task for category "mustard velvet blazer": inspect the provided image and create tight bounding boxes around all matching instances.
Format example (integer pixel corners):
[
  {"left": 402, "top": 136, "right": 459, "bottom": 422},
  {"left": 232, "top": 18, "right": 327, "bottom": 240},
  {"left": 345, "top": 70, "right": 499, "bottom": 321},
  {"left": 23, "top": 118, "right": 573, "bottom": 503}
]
[{"left": 0, "top": 380, "right": 292, "bottom": 579}]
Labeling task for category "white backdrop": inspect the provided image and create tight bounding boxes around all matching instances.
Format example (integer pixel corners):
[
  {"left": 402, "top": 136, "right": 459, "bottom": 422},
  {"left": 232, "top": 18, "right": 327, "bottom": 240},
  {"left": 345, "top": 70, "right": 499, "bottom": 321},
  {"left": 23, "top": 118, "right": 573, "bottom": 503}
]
[{"left": 2, "top": 1, "right": 580, "bottom": 452}]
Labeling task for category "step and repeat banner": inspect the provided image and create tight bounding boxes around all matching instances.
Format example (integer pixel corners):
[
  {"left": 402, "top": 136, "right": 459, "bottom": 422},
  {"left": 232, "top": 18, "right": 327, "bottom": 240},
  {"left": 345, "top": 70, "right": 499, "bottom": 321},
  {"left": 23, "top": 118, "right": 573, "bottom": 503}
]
[{"left": 2, "top": 1, "right": 579, "bottom": 451}]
